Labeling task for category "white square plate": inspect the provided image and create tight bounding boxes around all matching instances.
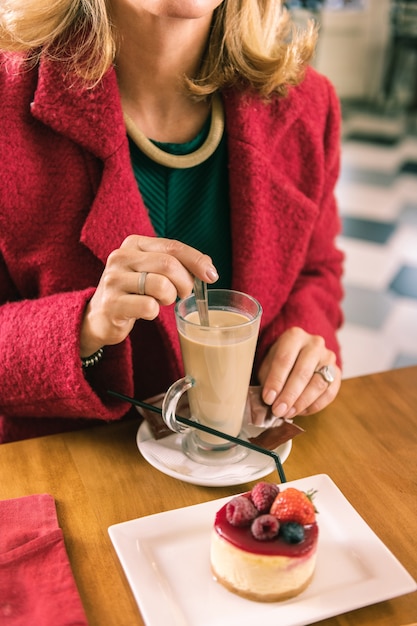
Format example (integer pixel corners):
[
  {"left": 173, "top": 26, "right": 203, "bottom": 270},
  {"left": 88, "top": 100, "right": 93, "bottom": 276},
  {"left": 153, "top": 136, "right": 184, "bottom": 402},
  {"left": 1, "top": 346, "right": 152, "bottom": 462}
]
[{"left": 108, "top": 474, "right": 416, "bottom": 626}]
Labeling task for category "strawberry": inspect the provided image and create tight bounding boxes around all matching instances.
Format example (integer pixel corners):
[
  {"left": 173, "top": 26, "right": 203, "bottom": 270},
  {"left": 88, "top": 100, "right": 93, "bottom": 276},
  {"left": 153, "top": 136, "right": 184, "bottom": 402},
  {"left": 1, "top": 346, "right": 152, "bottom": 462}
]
[{"left": 270, "top": 487, "right": 317, "bottom": 525}]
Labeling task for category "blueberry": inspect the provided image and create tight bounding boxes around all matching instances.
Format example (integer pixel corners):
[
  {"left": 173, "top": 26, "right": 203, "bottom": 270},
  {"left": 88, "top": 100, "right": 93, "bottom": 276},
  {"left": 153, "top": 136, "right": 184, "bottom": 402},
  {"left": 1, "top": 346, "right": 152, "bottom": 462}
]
[{"left": 280, "top": 522, "right": 305, "bottom": 543}]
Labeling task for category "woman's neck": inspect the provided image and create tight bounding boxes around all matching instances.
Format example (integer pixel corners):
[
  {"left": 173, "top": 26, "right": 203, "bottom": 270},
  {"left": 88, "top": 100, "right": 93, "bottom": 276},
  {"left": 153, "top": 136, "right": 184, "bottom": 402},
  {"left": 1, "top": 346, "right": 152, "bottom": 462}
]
[{"left": 112, "top": 8, "right": 213, "bottom": 142}]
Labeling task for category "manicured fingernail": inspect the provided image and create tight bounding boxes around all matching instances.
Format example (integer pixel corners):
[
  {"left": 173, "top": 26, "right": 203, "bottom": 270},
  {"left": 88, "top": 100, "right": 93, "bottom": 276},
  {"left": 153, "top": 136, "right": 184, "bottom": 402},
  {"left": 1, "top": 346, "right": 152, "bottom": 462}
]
[
  {"left": 273, "top": 402, "right": 288, "bottom": 417},
  {"left": 206, "top": 266, "right": 219, "bottom": 282},
  {"left": 263, "top": 389, "right": 277, "bottom": 406}
]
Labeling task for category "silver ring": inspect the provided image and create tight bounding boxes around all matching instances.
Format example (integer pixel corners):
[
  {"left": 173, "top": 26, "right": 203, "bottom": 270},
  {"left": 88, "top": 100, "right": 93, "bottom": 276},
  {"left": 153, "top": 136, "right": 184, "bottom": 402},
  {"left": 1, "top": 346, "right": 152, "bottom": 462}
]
[
  {"left": 314, "top": 365, "right": 335, "bottom": 384},
  {"left": 138, "top": 271, "right": 148, "bottom": 296}
]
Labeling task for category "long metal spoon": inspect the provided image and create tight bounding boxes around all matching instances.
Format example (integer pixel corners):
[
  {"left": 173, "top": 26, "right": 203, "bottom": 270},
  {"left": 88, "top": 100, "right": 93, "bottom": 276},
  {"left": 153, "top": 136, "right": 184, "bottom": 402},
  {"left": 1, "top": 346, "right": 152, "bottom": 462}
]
[{"left": 194, "top": 278, "right": 209, "bottom": 326}]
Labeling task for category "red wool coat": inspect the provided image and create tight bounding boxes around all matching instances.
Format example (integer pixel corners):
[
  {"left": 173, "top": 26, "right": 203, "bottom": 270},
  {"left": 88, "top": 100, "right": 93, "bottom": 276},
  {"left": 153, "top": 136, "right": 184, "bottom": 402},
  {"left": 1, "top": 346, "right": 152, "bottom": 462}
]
[{"left": 0, "top": 53, "right": 344, "bottom": 443}]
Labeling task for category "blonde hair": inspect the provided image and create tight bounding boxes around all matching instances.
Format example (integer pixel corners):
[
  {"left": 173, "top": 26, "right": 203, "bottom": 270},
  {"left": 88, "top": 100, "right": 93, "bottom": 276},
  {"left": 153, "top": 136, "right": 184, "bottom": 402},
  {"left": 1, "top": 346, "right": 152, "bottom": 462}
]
[{"left": 0, "top": 0, "right": 317, "bottom": 98}]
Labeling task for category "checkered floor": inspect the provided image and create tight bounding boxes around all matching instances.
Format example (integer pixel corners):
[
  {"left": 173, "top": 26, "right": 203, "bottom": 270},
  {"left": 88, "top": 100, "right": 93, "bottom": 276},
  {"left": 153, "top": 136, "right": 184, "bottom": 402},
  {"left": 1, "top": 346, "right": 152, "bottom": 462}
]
[{"left": 336, "top": 106, "right": 417, "bottom": 379}]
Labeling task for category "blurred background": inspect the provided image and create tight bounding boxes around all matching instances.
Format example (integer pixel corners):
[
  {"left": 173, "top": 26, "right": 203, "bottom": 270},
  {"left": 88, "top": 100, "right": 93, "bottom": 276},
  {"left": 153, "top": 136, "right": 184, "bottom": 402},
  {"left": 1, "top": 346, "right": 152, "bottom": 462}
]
[{"left": 288, "top": 0, "right": 417, "bottom": 378}]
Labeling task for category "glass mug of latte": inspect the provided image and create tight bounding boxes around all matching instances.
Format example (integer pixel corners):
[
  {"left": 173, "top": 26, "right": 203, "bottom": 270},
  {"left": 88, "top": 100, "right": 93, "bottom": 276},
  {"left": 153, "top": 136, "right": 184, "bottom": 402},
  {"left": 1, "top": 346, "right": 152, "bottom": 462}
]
[{"left": 162, "top": 289, "right": 262, "bottom": 465}]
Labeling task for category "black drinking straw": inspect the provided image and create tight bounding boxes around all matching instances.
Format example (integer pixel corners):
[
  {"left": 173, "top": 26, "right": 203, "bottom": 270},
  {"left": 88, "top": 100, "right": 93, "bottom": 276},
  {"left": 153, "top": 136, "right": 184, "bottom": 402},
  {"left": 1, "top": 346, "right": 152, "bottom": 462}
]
[{"left": 107, "top": 389, "right": 287, "bottom": 483}]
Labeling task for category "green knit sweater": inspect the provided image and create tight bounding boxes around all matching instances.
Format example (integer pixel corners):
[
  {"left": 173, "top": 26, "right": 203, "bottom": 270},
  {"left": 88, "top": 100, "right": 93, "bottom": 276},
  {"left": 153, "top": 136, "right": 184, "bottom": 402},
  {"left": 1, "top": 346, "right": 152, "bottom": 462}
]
[{"left": 128, "top": 121, "right": 232, "bottom": 288}]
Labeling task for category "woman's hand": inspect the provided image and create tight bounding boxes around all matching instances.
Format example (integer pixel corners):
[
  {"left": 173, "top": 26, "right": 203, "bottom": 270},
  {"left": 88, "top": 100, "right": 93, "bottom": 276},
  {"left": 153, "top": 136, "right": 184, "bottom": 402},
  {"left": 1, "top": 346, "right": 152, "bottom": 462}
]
[
  {"left": 257, "top": 327, "right": 341, "bottom": 421},
  {"left": 79, "top": 235, "right": 218, "bottom": 356}
]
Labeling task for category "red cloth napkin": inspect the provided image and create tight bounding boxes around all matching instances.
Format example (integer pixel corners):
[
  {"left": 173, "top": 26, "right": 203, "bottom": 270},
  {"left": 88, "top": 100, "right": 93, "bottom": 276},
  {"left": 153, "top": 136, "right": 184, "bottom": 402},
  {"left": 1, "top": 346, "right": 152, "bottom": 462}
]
[{"left": 0, "top": 494, "right": 88, "bottom": 626}]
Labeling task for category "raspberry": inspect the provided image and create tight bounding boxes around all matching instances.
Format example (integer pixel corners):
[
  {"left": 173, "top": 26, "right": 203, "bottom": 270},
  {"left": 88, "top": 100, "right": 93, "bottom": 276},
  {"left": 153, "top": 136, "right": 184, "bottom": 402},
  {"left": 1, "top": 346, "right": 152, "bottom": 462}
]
[
  {"left": 270, "top": 487, "right": 317, "bottom": 525},
  {"left": 226, "top": 496, "right": 258, "bottom": 527},
  {"left": 280, "top": 522, "right": 305, "bottom": 544},
  {"left": 250, "top": 482, "right": 280, "bottom": 513},
  {"left": 251, "top": 514, "right": 280, "bottom": 540}
]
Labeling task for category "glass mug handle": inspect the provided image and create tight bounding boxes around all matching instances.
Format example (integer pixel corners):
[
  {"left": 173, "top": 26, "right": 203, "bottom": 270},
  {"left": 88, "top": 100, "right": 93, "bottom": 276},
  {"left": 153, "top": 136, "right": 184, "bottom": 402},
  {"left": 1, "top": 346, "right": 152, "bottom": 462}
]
[{"left": 161, "top": 375, "right": 195, "bottom": 433}]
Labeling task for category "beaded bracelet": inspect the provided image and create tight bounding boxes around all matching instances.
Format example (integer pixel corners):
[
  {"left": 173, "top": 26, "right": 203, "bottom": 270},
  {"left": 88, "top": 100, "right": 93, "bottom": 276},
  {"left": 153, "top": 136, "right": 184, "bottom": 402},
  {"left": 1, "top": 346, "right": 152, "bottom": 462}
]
[{"left": 81, "top": 347, "right": 104, "bottom": 368}]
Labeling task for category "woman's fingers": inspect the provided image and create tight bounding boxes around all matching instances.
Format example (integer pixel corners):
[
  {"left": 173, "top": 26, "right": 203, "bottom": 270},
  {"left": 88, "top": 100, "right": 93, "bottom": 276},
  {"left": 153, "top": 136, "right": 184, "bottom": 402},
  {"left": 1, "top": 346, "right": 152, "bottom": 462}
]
[
  {"left": 282, "top": 363, "right": 341, "bottom": 418},
  {"left": 103, "top": 264, "right": 178, "bottom": 306},
  {"left": 259, "top": 327, "right": 341, "bottom": 419},
  {"left": 80, "top": 235, "right": 219, "bottom": 354},
  {"left": 120, "top": 235, "right": 218, "bottom": 297},
  {"left": 296, "top": 367, "right": 341, "bottom": 416}
]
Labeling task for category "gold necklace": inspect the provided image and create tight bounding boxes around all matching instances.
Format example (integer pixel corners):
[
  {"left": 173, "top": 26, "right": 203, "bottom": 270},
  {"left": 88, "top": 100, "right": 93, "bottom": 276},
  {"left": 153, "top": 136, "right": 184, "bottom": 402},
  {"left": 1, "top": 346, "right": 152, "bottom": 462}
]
[{"left": 123, "top": 93, "right": 224, "bottom": 169}]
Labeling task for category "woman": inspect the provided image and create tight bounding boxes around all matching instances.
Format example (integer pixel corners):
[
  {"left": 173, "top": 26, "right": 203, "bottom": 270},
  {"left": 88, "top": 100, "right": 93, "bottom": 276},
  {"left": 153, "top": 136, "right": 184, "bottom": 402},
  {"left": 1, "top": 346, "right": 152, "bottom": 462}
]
[{"left": 0, "top": 1, "right": 344, "bottom": 443}]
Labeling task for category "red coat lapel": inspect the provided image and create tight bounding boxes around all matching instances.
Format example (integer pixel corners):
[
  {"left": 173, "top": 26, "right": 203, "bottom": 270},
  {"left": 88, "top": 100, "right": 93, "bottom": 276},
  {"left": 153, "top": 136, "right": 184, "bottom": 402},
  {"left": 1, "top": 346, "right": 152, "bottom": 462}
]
[{"left": 30, "top": 60, "right": 156, "bottom": 265}]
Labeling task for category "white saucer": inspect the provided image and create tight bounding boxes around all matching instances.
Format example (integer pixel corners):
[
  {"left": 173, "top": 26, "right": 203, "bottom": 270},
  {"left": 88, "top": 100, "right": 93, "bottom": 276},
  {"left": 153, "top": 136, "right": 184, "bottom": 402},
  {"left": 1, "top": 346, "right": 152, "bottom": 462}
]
[{"left": 136, "top": 421, "right": 291, "bottom": 487}]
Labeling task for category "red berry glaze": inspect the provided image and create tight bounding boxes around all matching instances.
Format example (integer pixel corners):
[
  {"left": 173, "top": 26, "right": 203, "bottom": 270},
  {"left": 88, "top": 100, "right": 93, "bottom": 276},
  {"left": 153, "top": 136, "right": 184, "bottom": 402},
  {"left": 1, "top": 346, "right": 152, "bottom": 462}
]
[{"left": 215, "top": 503, "right": 318, "bottom": 556}]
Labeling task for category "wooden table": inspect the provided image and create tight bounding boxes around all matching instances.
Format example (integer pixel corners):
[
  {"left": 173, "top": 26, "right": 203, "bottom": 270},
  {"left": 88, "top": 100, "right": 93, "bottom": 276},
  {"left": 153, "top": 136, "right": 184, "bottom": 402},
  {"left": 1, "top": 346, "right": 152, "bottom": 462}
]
[{"left": 1, "top": 366, "right": 417, "bottom": 626}]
